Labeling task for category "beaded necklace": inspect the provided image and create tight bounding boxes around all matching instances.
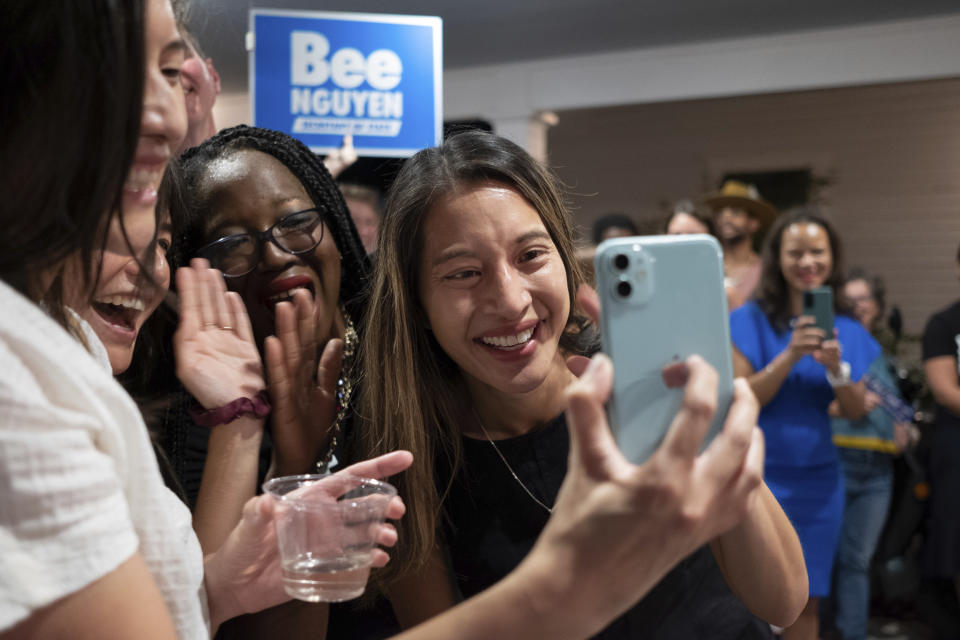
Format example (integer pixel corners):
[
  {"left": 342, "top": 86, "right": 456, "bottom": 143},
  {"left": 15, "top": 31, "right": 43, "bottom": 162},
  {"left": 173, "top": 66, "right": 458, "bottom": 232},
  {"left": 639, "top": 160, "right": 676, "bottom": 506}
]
[{"left": 315, "top": 304, "right": 357, "bottom": 473}]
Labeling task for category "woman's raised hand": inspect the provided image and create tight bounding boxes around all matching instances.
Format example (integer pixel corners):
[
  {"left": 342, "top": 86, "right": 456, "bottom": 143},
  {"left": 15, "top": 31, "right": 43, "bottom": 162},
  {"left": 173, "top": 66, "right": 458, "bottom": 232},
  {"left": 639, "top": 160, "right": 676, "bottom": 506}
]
[
  {"left": 264, "top": 289, "right": 342, "bottom": 477},
  {"left": 174, "top": 258, "right": 265, "bottom": 409},
  {"left": 813, "top": 328, "right": 843, "bottom": 375},
  {"left": 786, "top": 316, "right": 826, "bottom": 364}
]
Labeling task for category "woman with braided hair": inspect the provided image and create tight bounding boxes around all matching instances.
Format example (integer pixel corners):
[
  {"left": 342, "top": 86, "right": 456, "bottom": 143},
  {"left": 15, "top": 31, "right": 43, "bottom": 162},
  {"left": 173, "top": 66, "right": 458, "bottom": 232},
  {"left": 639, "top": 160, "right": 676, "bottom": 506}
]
[
  {"left": 164, "top": 125, "right": 371, "bottom": 529},
  {"left": 136, "top": 124, "right": 381, "bottom": 638}
]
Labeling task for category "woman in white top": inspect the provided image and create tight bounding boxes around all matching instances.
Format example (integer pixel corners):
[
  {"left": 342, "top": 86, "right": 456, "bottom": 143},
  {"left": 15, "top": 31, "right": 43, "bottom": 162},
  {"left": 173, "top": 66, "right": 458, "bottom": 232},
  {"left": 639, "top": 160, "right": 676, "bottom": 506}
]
[
  {"left": 0, "top": 1, "right": 799, "bottom": 638},
  {"left": 0, "top": 1, "right": 408, "bottom": 637}
]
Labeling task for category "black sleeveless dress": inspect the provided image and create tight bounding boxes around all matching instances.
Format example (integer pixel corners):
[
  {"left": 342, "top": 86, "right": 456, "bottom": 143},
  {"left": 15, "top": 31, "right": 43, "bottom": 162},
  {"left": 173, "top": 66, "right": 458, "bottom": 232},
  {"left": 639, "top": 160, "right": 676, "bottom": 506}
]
[{"left": 440, "top": 413, "right": 774, "bottom": 639}]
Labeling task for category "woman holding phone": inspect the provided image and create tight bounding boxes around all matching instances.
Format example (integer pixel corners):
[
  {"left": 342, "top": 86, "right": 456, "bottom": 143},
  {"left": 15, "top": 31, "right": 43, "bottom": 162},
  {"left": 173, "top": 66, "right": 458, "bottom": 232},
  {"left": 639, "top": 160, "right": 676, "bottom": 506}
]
[
  {"left": 729, "top": 207, "right": 879, "bottom": 640},
  {"left": 358, "top": 130, "right": 807, "bottom": 637}
]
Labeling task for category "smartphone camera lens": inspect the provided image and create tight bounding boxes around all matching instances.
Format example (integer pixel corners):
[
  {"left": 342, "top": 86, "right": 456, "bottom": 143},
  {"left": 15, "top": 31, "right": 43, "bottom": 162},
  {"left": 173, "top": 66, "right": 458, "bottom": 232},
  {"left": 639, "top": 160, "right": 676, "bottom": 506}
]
[
  {"left": 613, "top": 254, "right": 629, "bottom": 271},
  {"left": 804, "top": 292, "right": 813, "bottom": 307},
  {"left": 616, "top": 280, "right": 632, "bottom": 298}
]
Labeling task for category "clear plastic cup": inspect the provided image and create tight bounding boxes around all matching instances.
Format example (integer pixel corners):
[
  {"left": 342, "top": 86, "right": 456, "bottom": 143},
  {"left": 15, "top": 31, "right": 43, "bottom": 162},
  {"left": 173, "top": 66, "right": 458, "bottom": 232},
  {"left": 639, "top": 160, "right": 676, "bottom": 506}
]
[{"left": 263, "top": 473, "right": 396, "bottom": 602}]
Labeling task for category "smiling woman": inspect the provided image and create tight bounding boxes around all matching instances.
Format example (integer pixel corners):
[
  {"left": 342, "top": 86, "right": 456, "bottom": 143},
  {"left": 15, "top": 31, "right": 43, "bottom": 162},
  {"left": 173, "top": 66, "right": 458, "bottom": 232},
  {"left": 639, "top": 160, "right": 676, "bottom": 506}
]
[
  {"left": 177, "top": 127, "right": 369, "bottom": 348},
  {"left": 154, "top": 125, "right": 374, "bottom": 637},
  {"left": 73, "top": 207, "right": 174, "bottom": 374},
  {"left": 418, "top": 184, "right": 573, "bottom": 399},
  {"left": 358, "top": 129, "right": 807, "bottom": 637},
  {"left": 729, "top": 206, "right": 880, "bottom": 640},
  {"left": 66, "top": 0, "right": 186, "bottom": 374},
  {"left": 157, "top": 127, "right": 372, "bottom": 541},
  {"left": 190, "top": 148, "right": 345, "bottom": 347}
]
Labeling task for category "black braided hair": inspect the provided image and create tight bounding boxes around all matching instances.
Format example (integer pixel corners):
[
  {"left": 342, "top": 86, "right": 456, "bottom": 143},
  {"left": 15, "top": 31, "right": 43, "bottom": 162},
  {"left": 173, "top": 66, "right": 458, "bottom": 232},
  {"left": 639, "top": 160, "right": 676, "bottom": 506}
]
[{"left": 175, "top": 125, "right": 371, "bottom": 323}]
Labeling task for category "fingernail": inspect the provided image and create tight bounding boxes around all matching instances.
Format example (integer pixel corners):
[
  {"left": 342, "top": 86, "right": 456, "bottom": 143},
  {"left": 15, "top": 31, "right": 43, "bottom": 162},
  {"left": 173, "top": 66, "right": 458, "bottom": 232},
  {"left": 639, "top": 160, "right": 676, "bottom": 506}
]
[
  {"left": 574, "top": 356, "right": 596, "bottom": 382},
  {"left": 592, "top": 353, "right": 616, "bottom": 386},
  {"left": 661, "top": 360, "right": 689, "bottom": 388}
]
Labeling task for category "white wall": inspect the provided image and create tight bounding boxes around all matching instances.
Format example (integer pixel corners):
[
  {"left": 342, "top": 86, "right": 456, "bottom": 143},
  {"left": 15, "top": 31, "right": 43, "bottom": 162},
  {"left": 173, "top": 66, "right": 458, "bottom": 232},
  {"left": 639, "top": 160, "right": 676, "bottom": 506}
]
[
  {"left": 212, "top": 91, "right": 250, "bottom": 131},
  {"left": 443, "top": 14, "right": 960, "bottom": 149}
]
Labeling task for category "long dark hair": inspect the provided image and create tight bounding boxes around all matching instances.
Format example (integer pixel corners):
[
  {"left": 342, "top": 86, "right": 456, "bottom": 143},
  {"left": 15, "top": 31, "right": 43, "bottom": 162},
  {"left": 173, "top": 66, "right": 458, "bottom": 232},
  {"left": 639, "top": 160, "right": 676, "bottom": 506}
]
[
  {"left": 757, "top": 206, "right": 845, "bottom": 332},
  {"left": 359, "top": 129, "right": 595, "bottom": 587},
  {"left": 0, "top": 0, "right": 145, "bottom": 325}
]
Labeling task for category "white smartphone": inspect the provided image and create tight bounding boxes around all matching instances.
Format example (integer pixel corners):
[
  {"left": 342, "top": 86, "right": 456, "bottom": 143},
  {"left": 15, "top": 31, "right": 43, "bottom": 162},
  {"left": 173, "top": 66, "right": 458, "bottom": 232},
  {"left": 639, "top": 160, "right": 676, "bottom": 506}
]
[{"left": 594, "top": 234, "right": 735, "bottom": 464}]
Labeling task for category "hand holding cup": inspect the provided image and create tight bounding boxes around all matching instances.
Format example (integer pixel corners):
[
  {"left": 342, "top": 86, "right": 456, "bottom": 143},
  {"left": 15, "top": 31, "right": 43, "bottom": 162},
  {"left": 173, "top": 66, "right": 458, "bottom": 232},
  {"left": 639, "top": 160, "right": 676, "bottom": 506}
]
[{"left": 263, "top": 471, "right": 400, "bottom": 603}]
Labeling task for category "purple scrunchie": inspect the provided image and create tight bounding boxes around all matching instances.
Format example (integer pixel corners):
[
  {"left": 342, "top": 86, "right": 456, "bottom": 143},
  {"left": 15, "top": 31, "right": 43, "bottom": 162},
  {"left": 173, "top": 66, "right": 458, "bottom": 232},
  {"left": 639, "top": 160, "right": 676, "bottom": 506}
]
[{"left": 189, "top": 390, "right": 272, "bottom": 427}]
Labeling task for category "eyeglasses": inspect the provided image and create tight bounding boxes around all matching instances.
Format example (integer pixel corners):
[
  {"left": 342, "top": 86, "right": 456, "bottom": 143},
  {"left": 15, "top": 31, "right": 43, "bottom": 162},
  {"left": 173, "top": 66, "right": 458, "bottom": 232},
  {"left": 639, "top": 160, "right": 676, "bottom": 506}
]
[{"left": 197, "top": 208, "right": 325, "bottom": 277}]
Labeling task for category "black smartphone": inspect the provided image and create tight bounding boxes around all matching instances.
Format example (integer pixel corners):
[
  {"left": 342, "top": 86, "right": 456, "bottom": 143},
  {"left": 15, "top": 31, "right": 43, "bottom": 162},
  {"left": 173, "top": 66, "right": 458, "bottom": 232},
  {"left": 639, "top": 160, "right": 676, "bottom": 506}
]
[{"left": 802, "top": 286, "right": 834, "bottom": 336}]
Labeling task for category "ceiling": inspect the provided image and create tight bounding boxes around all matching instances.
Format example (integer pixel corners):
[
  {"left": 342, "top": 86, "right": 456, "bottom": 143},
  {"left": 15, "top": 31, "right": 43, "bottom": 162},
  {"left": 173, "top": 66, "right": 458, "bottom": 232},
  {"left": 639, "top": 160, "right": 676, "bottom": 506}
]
[{"left": 185, "top": 0, "right": 960, "bottom": 94}]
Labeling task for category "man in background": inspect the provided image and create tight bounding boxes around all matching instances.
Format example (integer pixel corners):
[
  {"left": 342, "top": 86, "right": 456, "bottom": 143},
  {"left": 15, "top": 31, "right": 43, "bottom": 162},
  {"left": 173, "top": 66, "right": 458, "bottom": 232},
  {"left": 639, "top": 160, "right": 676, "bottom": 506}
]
[
  {"left": 705, "top": 180, "right": 776, "bottom": 310},
  {"left": 340, "top": 182, "right": 382, "bottom": 255},
  {"left": 177, "top": 31, "right": 221, "bottom": 154}
]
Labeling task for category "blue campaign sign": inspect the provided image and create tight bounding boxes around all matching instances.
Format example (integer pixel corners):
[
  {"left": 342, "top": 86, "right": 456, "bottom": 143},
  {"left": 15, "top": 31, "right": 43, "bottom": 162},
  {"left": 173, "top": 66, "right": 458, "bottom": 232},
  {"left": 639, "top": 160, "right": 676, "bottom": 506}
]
[{"left": 249, "top": 10, "right": 442, "bottom": 157}]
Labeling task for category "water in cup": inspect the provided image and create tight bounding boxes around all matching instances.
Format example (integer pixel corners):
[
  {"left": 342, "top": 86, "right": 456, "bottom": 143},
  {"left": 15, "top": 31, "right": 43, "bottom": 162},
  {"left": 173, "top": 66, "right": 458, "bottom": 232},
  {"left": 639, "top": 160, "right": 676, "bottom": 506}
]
[
  {"left": 263, "top": 473, "right": 397, "bottom": 603},
  {"left": 282, "top": 551, "right": 373, "bottom": 602}
]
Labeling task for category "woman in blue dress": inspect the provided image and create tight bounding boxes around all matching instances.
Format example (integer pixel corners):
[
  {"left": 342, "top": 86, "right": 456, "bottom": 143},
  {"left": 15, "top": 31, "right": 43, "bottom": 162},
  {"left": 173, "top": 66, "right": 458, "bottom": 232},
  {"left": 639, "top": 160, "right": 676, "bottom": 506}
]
[{"left": 729, "top": 207, "right": 880, "bottom": 640}]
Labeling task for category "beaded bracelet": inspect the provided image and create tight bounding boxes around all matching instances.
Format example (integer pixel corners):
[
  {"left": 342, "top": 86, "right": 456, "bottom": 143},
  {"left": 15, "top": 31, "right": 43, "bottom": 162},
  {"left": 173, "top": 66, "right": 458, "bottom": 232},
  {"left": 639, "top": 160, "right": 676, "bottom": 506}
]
[{"left": 189, "top": 390, "right": 272, "bottom": 427}]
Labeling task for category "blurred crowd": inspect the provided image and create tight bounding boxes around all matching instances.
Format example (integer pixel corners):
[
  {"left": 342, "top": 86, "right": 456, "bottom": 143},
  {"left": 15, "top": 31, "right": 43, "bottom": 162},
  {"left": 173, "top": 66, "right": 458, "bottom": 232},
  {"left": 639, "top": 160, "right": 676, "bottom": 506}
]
[{"left": 577, "top": 181, "right": 958, "bottom": 640}]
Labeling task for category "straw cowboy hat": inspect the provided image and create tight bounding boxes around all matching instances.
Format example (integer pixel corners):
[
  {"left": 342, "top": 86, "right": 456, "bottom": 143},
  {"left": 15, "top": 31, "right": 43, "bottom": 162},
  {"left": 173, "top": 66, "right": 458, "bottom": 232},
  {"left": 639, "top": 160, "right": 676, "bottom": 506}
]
[{"left": 704, "top": 180, "right": 777, "bottom": 229}]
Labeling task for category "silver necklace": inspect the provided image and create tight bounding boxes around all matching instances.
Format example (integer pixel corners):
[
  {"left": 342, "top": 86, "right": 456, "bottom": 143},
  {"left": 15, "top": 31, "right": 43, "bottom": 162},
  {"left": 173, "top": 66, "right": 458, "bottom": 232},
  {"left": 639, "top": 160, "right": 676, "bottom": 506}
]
[{"left": 473, "top": 412, "right": 553, "bottom": 514}]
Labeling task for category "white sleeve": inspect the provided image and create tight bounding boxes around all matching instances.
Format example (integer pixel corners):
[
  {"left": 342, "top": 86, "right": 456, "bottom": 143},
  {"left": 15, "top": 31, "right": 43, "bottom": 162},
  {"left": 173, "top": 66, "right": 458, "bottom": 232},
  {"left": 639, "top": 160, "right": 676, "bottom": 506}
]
[{"left": 0, "top": 391, "right": 139, "bottom": 631}]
